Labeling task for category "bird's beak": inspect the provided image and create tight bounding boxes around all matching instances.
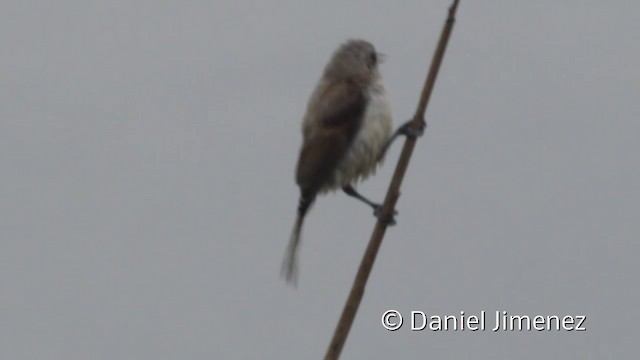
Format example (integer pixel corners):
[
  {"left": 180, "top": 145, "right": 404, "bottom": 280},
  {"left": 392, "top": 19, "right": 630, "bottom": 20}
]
[{"left": 377, "top": 52, "right": 386, "bottom": 64}]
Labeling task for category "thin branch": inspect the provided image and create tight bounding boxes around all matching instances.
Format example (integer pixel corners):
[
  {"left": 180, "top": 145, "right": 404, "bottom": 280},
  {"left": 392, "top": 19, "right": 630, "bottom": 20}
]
[{"left": 324, "top": 1, "right": 461, "bottom": 359}]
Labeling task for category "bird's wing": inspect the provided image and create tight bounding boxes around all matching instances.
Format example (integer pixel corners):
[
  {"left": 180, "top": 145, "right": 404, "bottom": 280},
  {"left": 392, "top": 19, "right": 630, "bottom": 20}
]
[{"left": 295, "top": 81, "right": 367, "bottom": 194}]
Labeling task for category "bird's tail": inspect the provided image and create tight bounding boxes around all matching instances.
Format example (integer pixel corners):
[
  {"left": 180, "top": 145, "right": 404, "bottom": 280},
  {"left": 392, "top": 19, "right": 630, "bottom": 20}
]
[{"left": 282, "top": 194, "right": 314, "bottom": 286}]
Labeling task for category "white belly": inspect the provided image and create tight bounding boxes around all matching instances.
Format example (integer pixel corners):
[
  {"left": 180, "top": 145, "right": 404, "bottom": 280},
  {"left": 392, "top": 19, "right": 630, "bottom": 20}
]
[{"left": 322, "top": 81, "right": 393, "bottom": 192}]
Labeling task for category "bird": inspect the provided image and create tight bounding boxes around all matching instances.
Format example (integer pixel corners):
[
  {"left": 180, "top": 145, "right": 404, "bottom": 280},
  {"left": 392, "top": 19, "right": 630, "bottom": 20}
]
[{"left": 282, "top": 39, "right": 422, "bottom": 284}]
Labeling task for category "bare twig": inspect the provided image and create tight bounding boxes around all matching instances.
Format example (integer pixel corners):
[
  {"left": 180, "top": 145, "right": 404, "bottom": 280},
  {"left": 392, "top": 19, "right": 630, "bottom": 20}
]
[{"left": 324, "top": 1, "right": 461, "bottom": 359}]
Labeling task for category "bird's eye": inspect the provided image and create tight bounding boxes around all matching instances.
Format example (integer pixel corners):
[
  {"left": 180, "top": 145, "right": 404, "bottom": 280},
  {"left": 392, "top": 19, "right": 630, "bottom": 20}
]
[{"left": 367, "top": 52, "right": 377, "bottom": 68}]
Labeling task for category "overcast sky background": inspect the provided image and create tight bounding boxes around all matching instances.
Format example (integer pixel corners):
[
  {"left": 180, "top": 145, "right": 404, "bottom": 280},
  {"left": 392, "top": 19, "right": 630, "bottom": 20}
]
[{"left": 2, "top": 1, "right": 639, "bottom": 359}]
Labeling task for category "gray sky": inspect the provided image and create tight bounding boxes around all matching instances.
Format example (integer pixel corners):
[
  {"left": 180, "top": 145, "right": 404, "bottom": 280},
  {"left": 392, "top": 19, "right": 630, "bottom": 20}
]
[{"left": 2, "top": 1, "right": 639, "bottom": 358}]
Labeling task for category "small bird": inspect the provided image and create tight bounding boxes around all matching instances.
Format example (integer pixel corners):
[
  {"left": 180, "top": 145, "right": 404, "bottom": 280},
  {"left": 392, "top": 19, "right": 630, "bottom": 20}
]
[
  {"left": 282, "top": 40, "right": 426, "bottom": 283},
  {"left": 282, "top": 39, "right": 421, "bottom": 284}
]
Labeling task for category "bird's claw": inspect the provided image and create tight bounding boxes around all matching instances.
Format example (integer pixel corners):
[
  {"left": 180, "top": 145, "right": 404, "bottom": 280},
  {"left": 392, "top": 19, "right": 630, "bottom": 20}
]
[
  {"left": 373, "top": 205, "right": 397, "bottom": 226},
  {"left": 400, "top": 118, "right": 426, "bottom": 139}
]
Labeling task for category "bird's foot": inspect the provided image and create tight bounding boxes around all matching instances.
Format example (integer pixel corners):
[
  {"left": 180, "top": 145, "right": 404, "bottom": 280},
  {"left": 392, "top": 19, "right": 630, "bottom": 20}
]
[
  {"left": 399, "top": 118, "right": 426, "bottom": 139},
  {"left": 376, "top": 118, "right": 427, "bottom": 161},
  {"left": 373, "top": 205, "right": 397, "bottom": 226}
]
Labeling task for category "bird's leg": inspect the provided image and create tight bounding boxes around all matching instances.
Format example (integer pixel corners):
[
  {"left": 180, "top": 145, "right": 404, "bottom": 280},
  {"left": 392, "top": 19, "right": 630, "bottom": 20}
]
[
  {"left": 342, "top": 184, "right": 397, "bottom": 226},
  {"left": 342, "top": 184, "right": 378, "bottom": 208},
  {"left": 377, "top": 118, "right": 427, "bottom": 161}
]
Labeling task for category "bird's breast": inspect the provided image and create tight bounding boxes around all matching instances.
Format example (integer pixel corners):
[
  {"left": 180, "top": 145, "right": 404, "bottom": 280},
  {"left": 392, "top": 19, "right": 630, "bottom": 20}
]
[{"left": 323, "top": 81, "right": 392, "bottom": 192}]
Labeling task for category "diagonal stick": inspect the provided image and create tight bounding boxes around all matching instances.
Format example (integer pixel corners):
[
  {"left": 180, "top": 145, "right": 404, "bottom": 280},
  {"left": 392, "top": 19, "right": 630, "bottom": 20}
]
[{"left": 324, "top": 1, "right": 461, "bottom": 359}]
